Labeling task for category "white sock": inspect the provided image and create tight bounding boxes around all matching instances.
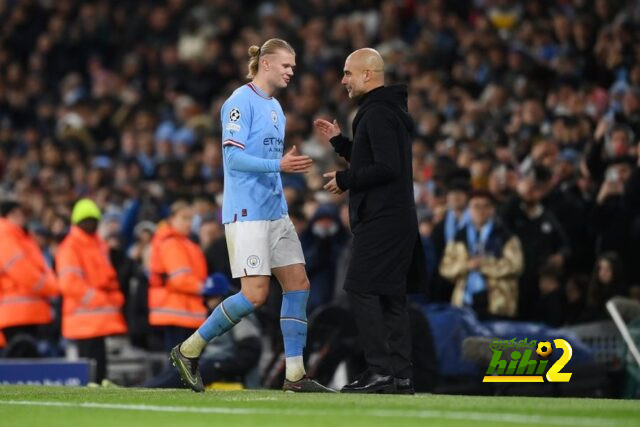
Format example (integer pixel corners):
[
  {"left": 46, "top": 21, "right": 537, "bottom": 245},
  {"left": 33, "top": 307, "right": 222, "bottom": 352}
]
[
  {"left": 179, "top": 332, "right": 207, "bottom": 358},
  {"left": 285, "top": 356, "right": 306, "bottom": 381}
]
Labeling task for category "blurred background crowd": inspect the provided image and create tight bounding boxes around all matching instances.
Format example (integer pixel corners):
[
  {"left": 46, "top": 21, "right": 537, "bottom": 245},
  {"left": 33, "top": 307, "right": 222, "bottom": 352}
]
[{"left": 2, "top": 0, "right": 640, "bottom": 390}]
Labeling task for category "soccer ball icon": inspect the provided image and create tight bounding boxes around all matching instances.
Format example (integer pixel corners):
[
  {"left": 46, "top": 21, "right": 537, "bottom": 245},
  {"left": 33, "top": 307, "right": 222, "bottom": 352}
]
[{"left": 536, "top": 341, "right": 553, "bottom": 359}]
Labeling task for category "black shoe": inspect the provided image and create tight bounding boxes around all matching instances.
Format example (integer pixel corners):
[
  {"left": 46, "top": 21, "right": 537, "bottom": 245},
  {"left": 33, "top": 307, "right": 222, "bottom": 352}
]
[
  {"left": 283, "top": 376, "right": 336, "bottom": 393},
  {"left": 341, "top": 370, "right": 396, "bottom": 394},
  {"left": 169, "top": 345, "right": 204, "bottom": 392},
  {"left": 394, "top": 377, "right": 415, "bottom": 395}
]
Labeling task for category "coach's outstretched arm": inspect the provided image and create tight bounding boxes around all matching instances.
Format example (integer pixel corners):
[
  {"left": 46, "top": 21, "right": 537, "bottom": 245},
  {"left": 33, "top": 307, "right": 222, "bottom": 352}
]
[{"left": 314, "top": 118, "right": 352, "bottom": 161}]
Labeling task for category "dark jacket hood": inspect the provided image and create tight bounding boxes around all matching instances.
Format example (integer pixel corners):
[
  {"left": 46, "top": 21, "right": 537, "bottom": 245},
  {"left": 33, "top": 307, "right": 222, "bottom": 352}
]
[{"left": 357, "top": 84, "right": 413, "bottom": 131}]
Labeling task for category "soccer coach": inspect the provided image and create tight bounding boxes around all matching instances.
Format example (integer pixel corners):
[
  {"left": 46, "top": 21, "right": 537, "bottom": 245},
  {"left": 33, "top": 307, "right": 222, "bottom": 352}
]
[{"left": 315, "top": 48, "right": 427, "bottom": 394}]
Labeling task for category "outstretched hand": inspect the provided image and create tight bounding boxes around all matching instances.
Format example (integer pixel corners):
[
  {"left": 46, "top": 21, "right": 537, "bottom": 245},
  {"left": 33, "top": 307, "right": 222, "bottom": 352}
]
[
  {"left": 314, "top": 118, "right": 341, "bottom": 143},
  {"left": 280, "top": 146, "right": 313, "bottom": 173},
  {"left": 323, "top": 171, "right": 343, "bottom": 194}
]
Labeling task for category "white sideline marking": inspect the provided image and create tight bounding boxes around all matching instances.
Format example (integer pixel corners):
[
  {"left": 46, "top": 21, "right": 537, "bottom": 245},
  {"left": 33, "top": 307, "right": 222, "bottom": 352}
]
[{"left": 0, "top": 399, "right": 629, "bottom": 426}]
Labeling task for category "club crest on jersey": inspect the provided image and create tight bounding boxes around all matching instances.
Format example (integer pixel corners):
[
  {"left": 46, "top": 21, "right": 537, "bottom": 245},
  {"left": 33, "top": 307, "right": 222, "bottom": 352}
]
[
  {"left": 229, "top": 108, "right": 241, "bottom": 122},
  {"left": 247, "top": 255, "right": 261, "bottom": 269},
  {"left": 271, "top": 110, "right": 278, "bottom": 123}
]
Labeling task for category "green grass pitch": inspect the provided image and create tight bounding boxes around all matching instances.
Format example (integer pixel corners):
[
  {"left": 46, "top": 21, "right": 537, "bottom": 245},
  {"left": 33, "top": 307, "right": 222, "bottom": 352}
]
[{"left": 1, "top": 386, "right": 639, "bottom": 427}]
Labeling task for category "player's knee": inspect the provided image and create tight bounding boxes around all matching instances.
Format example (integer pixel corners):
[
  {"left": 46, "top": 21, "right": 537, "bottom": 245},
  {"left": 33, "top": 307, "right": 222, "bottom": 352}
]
[
  {"left": 244, "top": 286, "right": 269, "bottom": 307},
  {"left": 299, "top": 278, "right": 310, "bottom": 291},
  {"left": 250, "top": 292, "right": 268, "bottom": 307},
  {"left": 291, "top": 276, "right": 309, "bottom": 291}
]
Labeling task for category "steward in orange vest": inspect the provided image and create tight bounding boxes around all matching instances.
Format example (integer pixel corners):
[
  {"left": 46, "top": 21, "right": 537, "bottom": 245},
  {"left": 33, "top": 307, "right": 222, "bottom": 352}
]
[
  {"left": 56, "top": 199, "right": 127, "bottom": 382},
  {"left": 149, "top": 201, "right": 208, "bottom": 351},
  {"left": 0, "top": 201, "right": 58, "bottom": 346}
]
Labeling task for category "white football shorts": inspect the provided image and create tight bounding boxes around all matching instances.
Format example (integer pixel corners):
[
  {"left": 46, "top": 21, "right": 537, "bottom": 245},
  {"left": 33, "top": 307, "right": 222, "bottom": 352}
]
[{"left": 224, "top": 215, "right": 306, "bottom": 278}]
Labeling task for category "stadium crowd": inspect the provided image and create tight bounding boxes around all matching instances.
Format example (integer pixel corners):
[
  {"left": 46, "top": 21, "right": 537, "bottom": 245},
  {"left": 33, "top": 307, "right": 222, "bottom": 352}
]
[{"left": 2, "top": 0, "right": 640, "bottom": 387}]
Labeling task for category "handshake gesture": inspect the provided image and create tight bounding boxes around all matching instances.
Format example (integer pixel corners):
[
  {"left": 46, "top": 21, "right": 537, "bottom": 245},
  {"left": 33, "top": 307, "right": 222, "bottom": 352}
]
[{"left": 277, "top": 118, "right": 346, "bottom": 194}]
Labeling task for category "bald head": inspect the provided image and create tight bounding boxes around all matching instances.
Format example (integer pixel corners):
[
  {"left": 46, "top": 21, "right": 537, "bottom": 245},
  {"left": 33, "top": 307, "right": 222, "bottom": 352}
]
[
  {"left": 342, "top": 48, "right": 385, "bottom": 99},
  {"left": 348, "top": 48, "right": 384, "bottom": 72}
]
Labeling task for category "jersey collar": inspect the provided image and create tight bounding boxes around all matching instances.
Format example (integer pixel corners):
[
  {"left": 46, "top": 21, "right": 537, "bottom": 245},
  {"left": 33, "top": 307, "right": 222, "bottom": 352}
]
[{"left": 247, "top": 82, "right": 273, "bottom": 99}]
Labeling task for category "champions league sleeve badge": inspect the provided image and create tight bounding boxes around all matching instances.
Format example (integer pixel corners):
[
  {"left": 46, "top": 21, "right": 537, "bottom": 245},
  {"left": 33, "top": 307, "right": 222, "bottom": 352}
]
[{"left": 226, "top": 108, "right": 242, "bottom": 133}]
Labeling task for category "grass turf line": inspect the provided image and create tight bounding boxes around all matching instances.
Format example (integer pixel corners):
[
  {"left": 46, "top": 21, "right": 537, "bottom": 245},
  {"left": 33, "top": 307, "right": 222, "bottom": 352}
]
[{"left": 0, "top": 386, "right": 639, "bottom": 427}]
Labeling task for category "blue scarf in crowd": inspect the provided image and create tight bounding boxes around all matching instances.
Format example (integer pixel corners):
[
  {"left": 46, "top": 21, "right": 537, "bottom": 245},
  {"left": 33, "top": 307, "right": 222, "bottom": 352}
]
[
  {"left": 463, "top": 220, "right": 494, "bottom": 306},
  {"left": 444, "top": 209, "right": 470, "bottom": 243}
]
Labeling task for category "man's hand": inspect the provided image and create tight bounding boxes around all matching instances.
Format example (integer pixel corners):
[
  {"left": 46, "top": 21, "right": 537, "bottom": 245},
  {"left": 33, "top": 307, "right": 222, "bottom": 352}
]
[
  {"left": 594, "top": 115, "right": 612, "bottom": 141},
  {"left": 323, "top": 171, "right": 343, "bottom": 194},
  {"left": 596, "top": 179, "right": 623, "bottom": 204},
  {"left": 467, "top": 257, "right": 483, "bottom": 270},
  {"left": 314, "top": 118, "right": 341, "bottom": 143},
  {"left": 280, "top": 146, "right": 313, "bottom": 173}
]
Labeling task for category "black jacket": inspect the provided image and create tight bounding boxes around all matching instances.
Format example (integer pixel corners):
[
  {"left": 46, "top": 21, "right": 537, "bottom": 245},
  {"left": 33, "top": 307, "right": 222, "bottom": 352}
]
[
  {"left": 500, "top": 196, "right": 571, "bottom": 320},
  {"left": 330, "top": 85, "right": 428, "bottom": 295},
  {"left": 332, "top": 85, "right": 416, "bottom": 229}
]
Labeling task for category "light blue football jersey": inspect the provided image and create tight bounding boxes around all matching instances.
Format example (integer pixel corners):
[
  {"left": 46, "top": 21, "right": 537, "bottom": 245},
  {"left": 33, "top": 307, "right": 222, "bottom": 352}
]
[{"left": 220, "top": 83, "right": 288, "bottom": 224}]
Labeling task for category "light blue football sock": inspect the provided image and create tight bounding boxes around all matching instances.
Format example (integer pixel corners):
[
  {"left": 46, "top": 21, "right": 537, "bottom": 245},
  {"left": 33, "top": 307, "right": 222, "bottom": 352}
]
[
  {"left": 197, "top": 291, "right": 254, "bottom": 342},
  {"left": 280, "top": 290, "right": 309, "bottom": 358}
]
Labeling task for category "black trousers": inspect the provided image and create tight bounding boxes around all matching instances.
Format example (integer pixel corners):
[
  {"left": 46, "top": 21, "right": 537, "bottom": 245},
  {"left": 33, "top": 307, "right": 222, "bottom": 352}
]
[
  {"left": 2, "top": 325, "right": 41, "bottom": 357},
  {"left": 76, "top": 337, "right": 106, "bottom": 383},
  {"left": 2, "top": 325, "right": 39, "bottom": 342},
  {"left": 347, "top": 290, "right": 412, "bottom": 379}
]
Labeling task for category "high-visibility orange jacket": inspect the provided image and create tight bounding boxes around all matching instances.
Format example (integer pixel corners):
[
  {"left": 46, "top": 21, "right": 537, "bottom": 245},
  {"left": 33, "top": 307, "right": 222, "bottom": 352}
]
[
  {"left": 55, "top": 226, "right": 127, "bottom": 340},
  {"left": 148, "top": 224, "right": 207, "bottom": 329},
  {"left": 0, "top": 219, "right": 58, "bottom": 329}
]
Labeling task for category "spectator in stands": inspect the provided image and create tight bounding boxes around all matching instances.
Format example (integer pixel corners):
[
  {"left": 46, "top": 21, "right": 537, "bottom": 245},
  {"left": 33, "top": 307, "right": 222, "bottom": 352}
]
[
  {"left": 300, "top": 203, "right": 350, "bottom": 314},
  {"left": 587, "top": 119, "right": 636, "bottom": 183},
  {"left": 564, "top": 274, "right": 591, "bottom": 325},
  {"left": 202, "top": 224, "right": 236, "bottom": 289},
  {"left": 105, "top": 228, "right": 148, "bottom": 350},
  {"left": 532, "top": 264, "right": 564, "bottom": 327},
  {"left": 440, "top": 191, "right": 523, "bottom": 318},
  {"left": 127, "top": 221, "right": 156, "bottom": 270},
  {"left": 500, "top": 166, "right": 571, "bottom": 320},
  {"left": 543, "top": 143, "right": 593, "bottom": 276},
  {"left": 197, "top": 213, "right": 224, "bottom": 252},
  {"left": 55, "top": 199, "right": 128, "bottom": 383},
  {"left": 591, "top": 158, "right": 640, "bottom": 283},
  {"left": 148, "top": 200, "right": 209, "bottom": 352},
  {"left": 0, "top": 201, "right": 59, "bottom": 353},
  {"left": 430, "top": 176, "right": 471, "bottom": 302},
  {"left": 585, "top": 252, "right": 629, "bottom": 321}
]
